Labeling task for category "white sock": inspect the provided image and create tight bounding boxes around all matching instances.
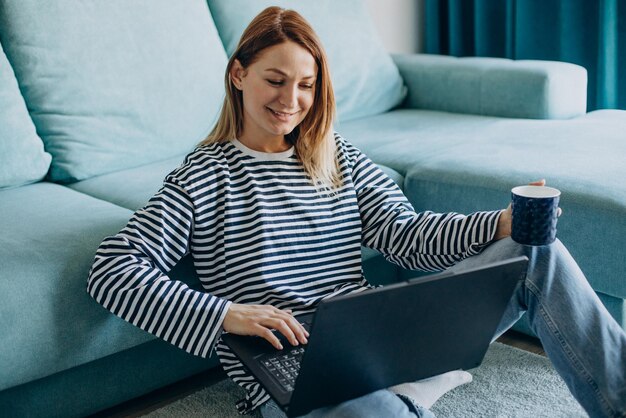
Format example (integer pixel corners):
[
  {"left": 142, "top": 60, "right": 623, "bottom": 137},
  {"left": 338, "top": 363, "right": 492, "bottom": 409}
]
[{"left": 388, "top": 370, "right": 473, "bottom": 409}]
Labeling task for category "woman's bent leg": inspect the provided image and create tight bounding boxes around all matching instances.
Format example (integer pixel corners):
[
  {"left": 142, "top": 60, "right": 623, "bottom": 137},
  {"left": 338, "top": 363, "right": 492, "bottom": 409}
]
[
  {"left": 448, "top": 238, "right": 626, "bottom": 417},
  {"left": 259, "top": 389, "right": 435, "bottom": 418}
]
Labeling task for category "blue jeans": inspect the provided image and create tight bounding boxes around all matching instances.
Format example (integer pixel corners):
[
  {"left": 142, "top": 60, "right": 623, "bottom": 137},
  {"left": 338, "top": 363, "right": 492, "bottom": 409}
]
[
  {"left": 259, "top": 390, "right": 435, "bottom": 418},
  {"left": 260, "top": 238, "right": 626, "bottom": 418}
]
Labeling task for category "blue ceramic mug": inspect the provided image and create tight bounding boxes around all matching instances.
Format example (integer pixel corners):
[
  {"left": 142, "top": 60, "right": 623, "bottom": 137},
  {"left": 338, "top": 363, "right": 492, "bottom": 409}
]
[{"left": 511, "top": 185, "right": 561, "bottom": 246}]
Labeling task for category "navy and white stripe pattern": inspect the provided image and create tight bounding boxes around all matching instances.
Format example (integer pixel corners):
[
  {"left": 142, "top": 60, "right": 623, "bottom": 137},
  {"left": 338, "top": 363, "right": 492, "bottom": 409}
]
[{"left": 87, "top": 133, "right": 500, "bottom": 413}]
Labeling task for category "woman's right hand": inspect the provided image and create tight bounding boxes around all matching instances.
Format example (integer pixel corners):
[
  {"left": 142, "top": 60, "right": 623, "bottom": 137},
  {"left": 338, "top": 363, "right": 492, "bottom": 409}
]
[{"left": 222, "top": 303, "right": 309, "bottom": 350}]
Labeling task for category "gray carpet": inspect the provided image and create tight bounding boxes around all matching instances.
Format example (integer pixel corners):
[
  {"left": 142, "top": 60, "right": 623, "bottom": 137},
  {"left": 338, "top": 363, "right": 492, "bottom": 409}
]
[{"left": 143, "top": 343, "right": 587, "bottom": 417}]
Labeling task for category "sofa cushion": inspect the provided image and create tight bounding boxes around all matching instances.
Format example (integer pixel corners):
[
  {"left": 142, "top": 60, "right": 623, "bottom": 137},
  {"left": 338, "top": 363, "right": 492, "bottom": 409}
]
[
  {"left": 0, "top": 41, "right": 51, "bottom": 189},
  {"left": 340, "top": 108, "right": 626, "bottom": 301},
  {"left": 0, "top": 0, "right": 227, "bottom": 183},
  {"left": 0, "top": 183, "right": 155, "bottom": 390},
  {"left": 206, "top": 0, "right": 406, "bottom": 122},
  {"left": 392, "top": 54, "right": 588, "bottom": 119},
  {"left": 67, "top": 155, "right": 187, "bottom": 212},
  {"left": 0, "top": 338, "right": 218, "bottom": 418}
]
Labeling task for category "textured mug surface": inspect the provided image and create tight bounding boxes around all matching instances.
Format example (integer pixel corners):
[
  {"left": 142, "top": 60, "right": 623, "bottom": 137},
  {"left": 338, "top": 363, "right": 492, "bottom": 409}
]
[{"left": 511, "top": 186, "right": 561, "bottom": 246}]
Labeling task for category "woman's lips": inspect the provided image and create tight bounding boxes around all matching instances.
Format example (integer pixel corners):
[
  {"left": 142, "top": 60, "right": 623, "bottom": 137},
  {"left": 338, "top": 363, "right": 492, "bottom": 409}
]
[{"left": 267, "top": 107, "right": 298, "bottom": 121}]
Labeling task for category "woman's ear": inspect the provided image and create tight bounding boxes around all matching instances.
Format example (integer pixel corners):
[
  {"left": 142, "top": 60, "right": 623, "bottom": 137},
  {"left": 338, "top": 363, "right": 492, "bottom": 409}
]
[{"left": 230, "top": 59, "right": 245, "bottom": 91}]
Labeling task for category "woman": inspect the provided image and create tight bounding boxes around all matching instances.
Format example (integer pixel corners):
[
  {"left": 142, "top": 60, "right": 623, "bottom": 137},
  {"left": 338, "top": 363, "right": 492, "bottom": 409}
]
[{"left": 87, "top": 7, "right": 626, "bottom": 418}]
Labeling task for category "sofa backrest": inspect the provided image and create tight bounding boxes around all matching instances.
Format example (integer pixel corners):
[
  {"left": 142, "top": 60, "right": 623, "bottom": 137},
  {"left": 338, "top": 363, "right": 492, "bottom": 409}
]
[
  {"left": 392, "top": 54, "right": 588, "bottom": 120},
  {"left": 0, "top": 41, "right": 51, "bottom": 189},
  {"left": 207, "top": 0, "right": 407, "bottom": 123},
  {"left": 0, "top": 0, "right": 228, "bottom": 183},
  {"left": 0, "top": 0, "right": 405, "bottom": 184}
]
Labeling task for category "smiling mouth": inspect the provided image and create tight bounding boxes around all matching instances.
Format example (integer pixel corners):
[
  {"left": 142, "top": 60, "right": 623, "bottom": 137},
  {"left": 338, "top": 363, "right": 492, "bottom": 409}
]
[{"left": 267, "top": 107, "right": 299, "bottom": 119}]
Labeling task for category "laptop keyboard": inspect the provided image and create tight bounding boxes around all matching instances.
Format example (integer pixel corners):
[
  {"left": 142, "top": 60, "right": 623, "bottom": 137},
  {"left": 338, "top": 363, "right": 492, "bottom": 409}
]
[{"left": 260, "top": 346, "right": 306, "bottom": 392}]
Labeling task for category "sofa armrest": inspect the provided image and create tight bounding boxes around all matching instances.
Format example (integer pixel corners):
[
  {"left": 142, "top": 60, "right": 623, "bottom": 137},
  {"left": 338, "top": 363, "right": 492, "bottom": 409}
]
[{"left": 392, "top": 54, "right": 587, "bottom": 119}]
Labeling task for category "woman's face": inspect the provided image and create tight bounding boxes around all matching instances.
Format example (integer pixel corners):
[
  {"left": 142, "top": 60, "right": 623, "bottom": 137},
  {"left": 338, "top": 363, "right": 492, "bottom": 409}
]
[{"left": 231, "top": 41, "right": 317, "bottom": 149}]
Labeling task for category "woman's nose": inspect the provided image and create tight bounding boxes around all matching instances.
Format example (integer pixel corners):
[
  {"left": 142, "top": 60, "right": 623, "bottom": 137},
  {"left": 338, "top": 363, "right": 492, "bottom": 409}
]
[{"left": 279, "top": 85, "right": 298, "bottom": 109}]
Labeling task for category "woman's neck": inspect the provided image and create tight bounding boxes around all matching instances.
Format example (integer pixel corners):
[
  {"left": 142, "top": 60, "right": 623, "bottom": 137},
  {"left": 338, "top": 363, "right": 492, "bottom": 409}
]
[{"left": 238, "top": 133, "right": 291, "bottom": 153}]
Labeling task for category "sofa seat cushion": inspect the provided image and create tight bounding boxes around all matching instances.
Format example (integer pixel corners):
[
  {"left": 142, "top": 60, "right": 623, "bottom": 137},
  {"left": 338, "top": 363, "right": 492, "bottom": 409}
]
[
  {"left": 0, "top": 0, "right": 227, "bottom": 183},
  {"left": 67, "top": 155, "right": 187, "bottom": 212},
  {"left": 206, "top": 0, "right": 406, "bottom": 122},
  {"left": 340, "top": 109, "right": 626, "bottom": 300},
  {"left": 0, "top": 338, "right": 219, "bottom": 418},
  {"left": 0, "top": 183, "right": 157, "bottom": 390},
  {"left": 0, "top": 42, "right": 51, "bottom": 189}
]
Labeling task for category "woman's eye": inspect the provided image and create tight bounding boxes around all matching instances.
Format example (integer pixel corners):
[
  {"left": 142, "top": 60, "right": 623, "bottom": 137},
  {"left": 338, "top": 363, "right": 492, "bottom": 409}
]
[
  {"left": 267, "top": 80, "right": 283, "bottom": 86},
  {"left": 300, "top": 84, "right": 313, "bottom": 90}
]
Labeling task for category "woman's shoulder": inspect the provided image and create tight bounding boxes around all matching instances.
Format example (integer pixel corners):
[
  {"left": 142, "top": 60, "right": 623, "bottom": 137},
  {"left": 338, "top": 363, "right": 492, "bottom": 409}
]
[
  {"left": 165, "top": 141, "right": 231, "bottom": 188},
  {"left": 186, "top": 142, "right": 229, "bottom": 166},
  {"left": 333, "top": 131, "right": 365, "bottom": 163}
]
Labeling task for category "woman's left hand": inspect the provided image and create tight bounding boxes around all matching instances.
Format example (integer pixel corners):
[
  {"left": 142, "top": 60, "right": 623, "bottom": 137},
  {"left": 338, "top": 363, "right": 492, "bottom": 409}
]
[{"left": 493, "top": 179, "right": 562, "bottom": 241}]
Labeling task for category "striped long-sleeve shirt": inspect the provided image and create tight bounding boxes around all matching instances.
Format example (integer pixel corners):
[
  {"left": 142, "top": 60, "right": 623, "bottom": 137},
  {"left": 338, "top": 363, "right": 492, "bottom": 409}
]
[{"left": 87, "top": 133, "right": 501, "bottom": 413}]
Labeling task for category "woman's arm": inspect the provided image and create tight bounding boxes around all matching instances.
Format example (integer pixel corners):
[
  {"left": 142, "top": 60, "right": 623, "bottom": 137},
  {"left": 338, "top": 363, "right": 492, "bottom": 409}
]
[
  {"left": 87, "top": 178, "right": 231, "bottom": 358},
  {"left": 349, "top": 147, "right": 501, "bottom": 272}
]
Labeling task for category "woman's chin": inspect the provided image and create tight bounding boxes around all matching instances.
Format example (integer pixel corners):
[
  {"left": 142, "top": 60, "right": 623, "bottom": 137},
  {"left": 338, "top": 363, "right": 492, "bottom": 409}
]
[{"left": 268, "top": 124, "right": 298, "bottom": 136}]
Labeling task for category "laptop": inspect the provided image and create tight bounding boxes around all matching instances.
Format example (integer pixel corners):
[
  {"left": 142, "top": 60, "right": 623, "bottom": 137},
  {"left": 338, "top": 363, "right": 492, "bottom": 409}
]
[{"left": 222, "top": 256, "right": 528, "bottom": 417}]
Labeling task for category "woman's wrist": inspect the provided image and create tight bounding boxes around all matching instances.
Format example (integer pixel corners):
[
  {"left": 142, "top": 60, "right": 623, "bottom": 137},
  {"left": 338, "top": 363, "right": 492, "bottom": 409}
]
[{"left": 493, "top": 207, "right": 512, "bottom": 241}]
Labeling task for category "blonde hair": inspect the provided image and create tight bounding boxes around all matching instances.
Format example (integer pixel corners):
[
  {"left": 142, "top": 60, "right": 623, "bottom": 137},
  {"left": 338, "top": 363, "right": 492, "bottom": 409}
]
[{"left": 200, "top": 6, "right": 341, "bottom": 190}]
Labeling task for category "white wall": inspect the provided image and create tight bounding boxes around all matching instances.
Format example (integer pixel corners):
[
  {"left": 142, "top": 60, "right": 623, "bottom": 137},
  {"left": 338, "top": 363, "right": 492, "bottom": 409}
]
[{"left": 365, "top": 0, "right": 424, "bottom": 54}]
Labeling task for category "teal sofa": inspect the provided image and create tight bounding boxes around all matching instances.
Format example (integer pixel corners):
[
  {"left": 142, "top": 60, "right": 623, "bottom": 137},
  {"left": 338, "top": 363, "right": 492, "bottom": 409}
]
[{"left": 1, "top": 1, "right": 624, "bottom": 417}]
